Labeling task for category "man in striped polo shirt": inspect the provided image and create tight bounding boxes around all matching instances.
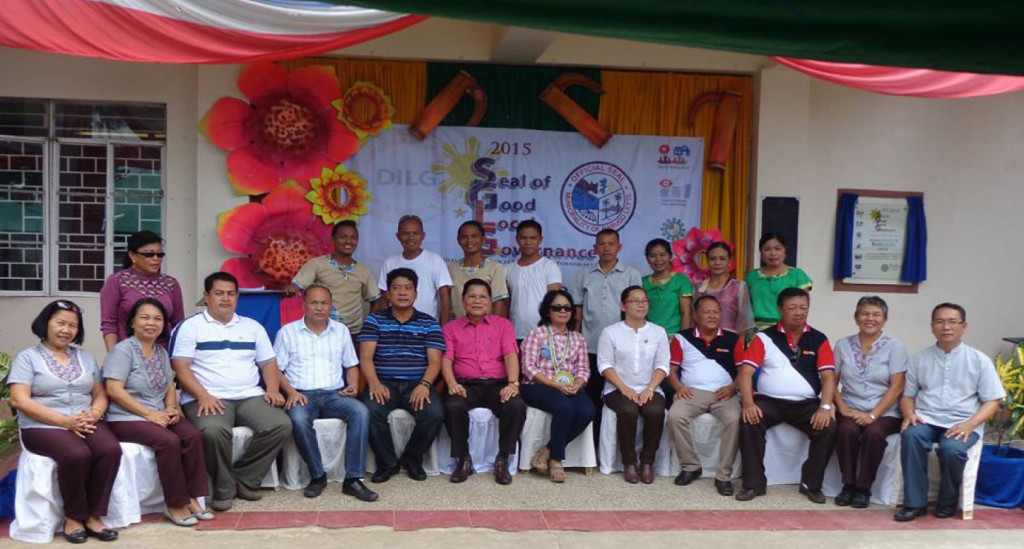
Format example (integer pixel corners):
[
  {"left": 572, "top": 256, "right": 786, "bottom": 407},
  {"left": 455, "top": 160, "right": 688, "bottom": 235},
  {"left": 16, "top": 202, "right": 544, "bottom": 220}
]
[{"left": 359, "top": 268, "right": 446, "bottom": 483}]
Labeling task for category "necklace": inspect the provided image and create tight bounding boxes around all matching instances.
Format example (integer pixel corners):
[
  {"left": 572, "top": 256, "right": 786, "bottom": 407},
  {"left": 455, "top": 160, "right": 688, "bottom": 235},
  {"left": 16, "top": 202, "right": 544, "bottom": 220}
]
[{"left": 546, "top": 327, "right": 573, "bottom": 384}]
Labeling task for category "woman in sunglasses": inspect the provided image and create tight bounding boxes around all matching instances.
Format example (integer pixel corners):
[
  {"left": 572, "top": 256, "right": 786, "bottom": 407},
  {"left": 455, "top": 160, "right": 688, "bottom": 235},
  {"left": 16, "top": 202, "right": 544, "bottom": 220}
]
[
  {"left": 100, "top": 231, "right": 184, "bottom": 351},
  {"left": 7, "top": 300, "right": 122, "bottom": 543},
  {"left": 519, "top": 289, "right": 593, "bottom": 482}
]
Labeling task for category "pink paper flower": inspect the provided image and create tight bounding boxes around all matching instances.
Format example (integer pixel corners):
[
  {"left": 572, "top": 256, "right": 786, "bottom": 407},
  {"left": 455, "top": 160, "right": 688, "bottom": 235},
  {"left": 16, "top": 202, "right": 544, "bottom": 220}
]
[{"left": 671, "top": 228, "right": 732, "bottom": 286}]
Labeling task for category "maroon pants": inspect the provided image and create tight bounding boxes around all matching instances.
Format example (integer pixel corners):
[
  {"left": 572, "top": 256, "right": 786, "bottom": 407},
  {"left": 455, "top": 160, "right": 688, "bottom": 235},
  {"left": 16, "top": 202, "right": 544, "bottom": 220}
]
[
  {"left": 604, "top": 390, "right": 666, "bottom": 465},
  {"left": 20, "top": 423, "right": 122, "bottom": 521},
  {"left": 835, "top": 414, "right": 901, "bottom": 491},
  {"left": 108, "top": 419, "right": 209, "bottom": 507}
]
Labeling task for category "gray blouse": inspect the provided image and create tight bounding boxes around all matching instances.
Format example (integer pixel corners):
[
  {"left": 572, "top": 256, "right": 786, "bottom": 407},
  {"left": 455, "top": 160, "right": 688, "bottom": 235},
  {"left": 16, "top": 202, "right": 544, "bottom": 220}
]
[
  {"left": 6, "top": 345, "right": 101, "bottom": 430},
  {"left": 834, "top": 333, "right": 909, "bottom": 418},
  {"left": 102, "top": 337, "right": 174, "bottom": 422}
]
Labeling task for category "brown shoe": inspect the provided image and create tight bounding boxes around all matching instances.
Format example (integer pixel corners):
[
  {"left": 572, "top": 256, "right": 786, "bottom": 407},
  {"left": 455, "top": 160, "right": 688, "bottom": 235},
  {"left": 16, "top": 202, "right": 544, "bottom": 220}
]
[
  {"left": 530, "top": 446, "right": 551, "bottom": 474},
  {"left": 623, "top": 462, "right": 640, "bottom": 484},
  {"left": 640, "top": 463, "right": 655, "bottom": 484},
  {"left": 450, "top": 456, "right": 474, "bottom": 483},
  {"left": 235, "top": 480, "right": 262, "bottom": 501},
  {"left": 494, "top": 458, "right": 513, "bottom": 485}
]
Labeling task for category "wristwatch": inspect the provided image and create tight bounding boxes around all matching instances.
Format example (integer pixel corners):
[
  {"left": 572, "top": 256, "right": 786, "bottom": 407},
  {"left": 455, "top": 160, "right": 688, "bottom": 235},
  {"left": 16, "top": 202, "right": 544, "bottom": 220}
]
[
  {"left": 508, "top": 381, "right": 520, "bottom": 387},
  {"left": 869, "top": 413, "right": 878, "bottom": 421},
  {"left": 820, "top": 403, "right": 833, "bottom": 411}
]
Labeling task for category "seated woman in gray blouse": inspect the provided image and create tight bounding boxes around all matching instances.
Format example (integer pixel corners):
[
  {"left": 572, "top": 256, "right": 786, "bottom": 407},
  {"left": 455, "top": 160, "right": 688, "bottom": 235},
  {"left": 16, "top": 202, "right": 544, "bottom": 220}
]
[
  {"left": 7, "top": 300, "right": 121, "bottom": 543},
  {"left": 103, "top": 298, "right": 212, "bottom": 526},
  {"left": 832, "top": 296, "right": 908, "bottom": 508}
]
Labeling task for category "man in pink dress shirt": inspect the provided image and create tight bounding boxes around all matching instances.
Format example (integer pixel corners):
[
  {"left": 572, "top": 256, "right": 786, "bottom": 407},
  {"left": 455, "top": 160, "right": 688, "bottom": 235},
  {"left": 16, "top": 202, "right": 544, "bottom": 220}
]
[{"left": 441, "top": 278, "right": 527, "bottom": 485}]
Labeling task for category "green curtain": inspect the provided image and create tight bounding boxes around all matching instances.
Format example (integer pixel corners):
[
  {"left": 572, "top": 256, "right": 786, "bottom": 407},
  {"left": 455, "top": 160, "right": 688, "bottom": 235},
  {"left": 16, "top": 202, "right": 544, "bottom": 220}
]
[
  {"left": 425, "top": 63, "right": 601, "bottom": 131},
  {"left": 345, "top": 1, "right": 1024, "bottom": 76}
]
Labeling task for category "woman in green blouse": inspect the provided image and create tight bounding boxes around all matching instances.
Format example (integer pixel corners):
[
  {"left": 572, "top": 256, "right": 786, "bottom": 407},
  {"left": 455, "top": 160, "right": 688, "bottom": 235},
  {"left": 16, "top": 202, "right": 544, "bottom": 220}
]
[
  {"left": 745, "top": 233, "right": 812, "bottom": 330},
  {"left": 642, "top": 238, "right": 693, "bottom": 335}
]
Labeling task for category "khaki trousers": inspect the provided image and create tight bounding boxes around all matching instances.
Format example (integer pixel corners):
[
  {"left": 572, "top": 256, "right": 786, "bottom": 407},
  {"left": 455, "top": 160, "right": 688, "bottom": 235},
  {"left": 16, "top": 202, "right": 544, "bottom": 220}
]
[{"left": 667, "top": 389, "right": 741, "bottom": 481}]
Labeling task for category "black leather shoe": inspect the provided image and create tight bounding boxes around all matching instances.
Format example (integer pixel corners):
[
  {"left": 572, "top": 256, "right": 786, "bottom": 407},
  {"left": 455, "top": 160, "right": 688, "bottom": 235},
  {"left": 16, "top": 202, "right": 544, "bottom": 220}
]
[
  {"left": 370, "top": 462, "right": 400, "bottom": 484},
  {"left": 494, "top": 458, "right": 513, "bottom": 485},
  {"left": 450, "top": 457, "right": 474, "bottom": 483},
  {"left": 834, "top": 485, "right": 855, "bottom": 506},
  {"left": 851, "top": 490, "right": 870, "bottom": 509},
  {"left": 714, "top": 479, "right": 734, "bottom": 496},
  {"left": 735, "top": 487, "right": 765, "bottom": 501},
  {"left": 65, "top": 530, "right": 88, "bottom": 544},
  {"left": 674, "top": 468, "right": 702, "bottom": 486},
  {"left": 893, "top": 507, "right": 927, "bottom": 522},
  {"left": 935, "top": 506, "right": 957, "bottom": 519},
  {"left": 304, "top": 475, "right": 327, "bottom": 498},
  {"left": 403, "top": 459, "right": 428, "bottom": 481},
  {"left": 342, "top": 479, "right": 380, "bottom": 502},
  {"left": 85, "top": 526, "right": 118, "bottom": 541},
  {"left": 799, "top": 484, "right": 826, "bottom": 504},
  {"left": 235, "top": 480, "right": 263, "bottom": 501}
]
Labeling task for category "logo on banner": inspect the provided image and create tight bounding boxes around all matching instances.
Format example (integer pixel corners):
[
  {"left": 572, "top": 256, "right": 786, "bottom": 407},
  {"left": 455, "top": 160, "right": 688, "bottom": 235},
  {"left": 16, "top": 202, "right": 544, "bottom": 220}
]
[{"left": 561, "top": 161, "right": 636, "bottom": 235}]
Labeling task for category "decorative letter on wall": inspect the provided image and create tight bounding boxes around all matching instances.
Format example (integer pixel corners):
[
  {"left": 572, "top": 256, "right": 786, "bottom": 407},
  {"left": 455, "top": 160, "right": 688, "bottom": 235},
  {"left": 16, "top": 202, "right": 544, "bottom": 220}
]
[
  {"left": 539, "top": 72, "right": 611, "bottom": 148},
  {"left": 409, "top": 70, "right": 487, "bottom": 140}
]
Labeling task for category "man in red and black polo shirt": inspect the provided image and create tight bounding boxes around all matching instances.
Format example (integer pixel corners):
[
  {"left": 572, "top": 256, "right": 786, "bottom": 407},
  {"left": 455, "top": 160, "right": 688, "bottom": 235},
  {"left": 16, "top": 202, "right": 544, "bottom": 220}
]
[{"left": 735, "top": 287, "right": 838, "bottom": 503}]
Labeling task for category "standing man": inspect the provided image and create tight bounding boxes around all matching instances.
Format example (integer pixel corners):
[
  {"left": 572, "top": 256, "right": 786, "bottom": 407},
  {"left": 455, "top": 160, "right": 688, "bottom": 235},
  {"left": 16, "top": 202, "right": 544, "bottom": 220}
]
[
  {"left": 274, "top": 285, "right": 378, "bottom": 502},
  {"left": 735, "top": 287, "right": 838, "bottom": 503},
  {"left": 448, "top": 220, "right": 510, "bottom": 320},
  {"left": 377, "top": 215, "right": 453, "bottom": 324},
  {"left": 505, "top": 220, "right": 561, "bottom": 345},
  {"left": 360, "top": 268, "right": 446, "bottom": 483},
  {"left": 441, "top": 279, "right": 526, "bottom": 485},
  {"left": 287, "top": 220, "right": 382, "bottom": 338},
  {"left": 170, "top": 272, "right": 292, "bottom": 512},
  {"left": 572, "top": 228, "right": 642, "bottom": 436},
  {"left": 894, "top": 303, "right": 1005, "bottom": 522},
  {"left": 667, "top": 295, "right": 744, "bottom": 495}
]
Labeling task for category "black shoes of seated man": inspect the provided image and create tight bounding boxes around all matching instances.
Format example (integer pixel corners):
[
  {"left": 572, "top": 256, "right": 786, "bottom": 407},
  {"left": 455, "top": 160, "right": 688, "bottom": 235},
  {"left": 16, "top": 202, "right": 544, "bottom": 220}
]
[
  {"left": 835, "top": 485, "right": 871, "bottom": 509},
  {"left": 342, "top": 479, "right": 380, "bottom": 502},
  {"left": 799, "top": 484, "right": 826, "bottom": 504},
  {"left": 304, "top": 475, "right": 327, "bottom": 498},
  {"left": 893, "top": 507, "right": 927, "bottom": 522},
  {"left": 674, "top": 467, "right": 702, "bottom": 486},
  {"left": 371, "top": 459, "right": 427, "bottom": 483},
  {"left": 450, "top": 457, "right": 475, "bottom": 483}
]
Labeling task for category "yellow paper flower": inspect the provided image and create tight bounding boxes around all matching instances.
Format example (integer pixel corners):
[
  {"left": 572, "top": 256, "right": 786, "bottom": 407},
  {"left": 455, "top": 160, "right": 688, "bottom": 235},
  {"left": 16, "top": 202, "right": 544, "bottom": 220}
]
[
  {"left": 332, "top": 81, "right": 395, "bottom": 138},
  {"left": 305, "top": 164, "right": 373, "bottom": 224}
]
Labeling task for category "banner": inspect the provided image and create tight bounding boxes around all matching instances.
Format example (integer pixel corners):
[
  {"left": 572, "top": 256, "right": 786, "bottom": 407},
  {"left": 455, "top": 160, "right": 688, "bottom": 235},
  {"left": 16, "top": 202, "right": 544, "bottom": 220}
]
[{"left": 347, "top": 125, "right": 703, "bottom": 287}]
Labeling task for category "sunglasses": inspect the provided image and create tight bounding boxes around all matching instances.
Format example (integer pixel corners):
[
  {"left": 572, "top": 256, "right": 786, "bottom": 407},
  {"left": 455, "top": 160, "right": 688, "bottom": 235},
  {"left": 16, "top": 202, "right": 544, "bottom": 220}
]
[
  {"left": 134, "top": 251, "right": 166, "bottom": 259},
  {"left": 56, "top": 301, "right": 82, "bottom": 313},
  {"left": 550, "top": 305, "right": 572, "bottom": 313}
]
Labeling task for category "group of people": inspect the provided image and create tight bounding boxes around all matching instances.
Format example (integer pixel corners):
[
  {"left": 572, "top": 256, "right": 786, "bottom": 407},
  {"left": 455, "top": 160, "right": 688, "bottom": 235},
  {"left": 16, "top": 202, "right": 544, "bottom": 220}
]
[{"left": 5, "top": 220, "right": 1006, "bottom": 543}]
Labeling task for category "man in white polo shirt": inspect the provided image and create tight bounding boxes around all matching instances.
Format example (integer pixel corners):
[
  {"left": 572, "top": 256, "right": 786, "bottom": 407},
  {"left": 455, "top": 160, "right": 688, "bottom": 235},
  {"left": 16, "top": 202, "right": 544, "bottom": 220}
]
[{"left": 170, "top": 272, "right": 292, "bottom": 512}]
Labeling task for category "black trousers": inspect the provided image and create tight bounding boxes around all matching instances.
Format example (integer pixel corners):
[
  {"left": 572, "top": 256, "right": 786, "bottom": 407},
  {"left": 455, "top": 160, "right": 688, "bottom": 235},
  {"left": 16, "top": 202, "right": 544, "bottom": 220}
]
[
  {"left": 739, "top": 395, "right": 838, "bottom": 491},
  {"left": 444, "top": 379, "right": 526, "bottom": 460},
  {"left": 585, "top": 353, "right": 604, "bottom": 446}
]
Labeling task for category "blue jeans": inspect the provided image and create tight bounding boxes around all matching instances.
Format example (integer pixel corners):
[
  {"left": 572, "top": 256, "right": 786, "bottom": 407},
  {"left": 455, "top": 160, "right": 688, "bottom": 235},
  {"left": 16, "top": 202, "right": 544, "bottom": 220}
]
[
  {"left": 286, "top": 389, "right": 369, "bottom": 480},
  {"left": 520, "top": 384, "right": 596, "bottom": 461},
  {"left": 900, "top": 422, "right": 979, "bottom": 509}
]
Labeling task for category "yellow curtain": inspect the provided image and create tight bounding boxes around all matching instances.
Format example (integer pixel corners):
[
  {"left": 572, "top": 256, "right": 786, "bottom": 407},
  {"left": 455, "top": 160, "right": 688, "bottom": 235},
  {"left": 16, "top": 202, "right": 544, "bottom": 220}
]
[
  {"left": 598, "top": 71, "right": 752, "bottom": 275},
  {"left": 279, "top": 57, "right": 427, "bottom": 124}
]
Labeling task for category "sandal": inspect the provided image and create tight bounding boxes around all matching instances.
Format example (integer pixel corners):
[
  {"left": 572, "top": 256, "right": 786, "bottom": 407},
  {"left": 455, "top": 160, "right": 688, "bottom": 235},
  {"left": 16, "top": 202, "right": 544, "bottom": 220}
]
[
  {"left": 530, "top": 447, "right": 550, "bottom": 474},
  {"left": 548, "top": 460, "right": 566, "bottom": 483}
]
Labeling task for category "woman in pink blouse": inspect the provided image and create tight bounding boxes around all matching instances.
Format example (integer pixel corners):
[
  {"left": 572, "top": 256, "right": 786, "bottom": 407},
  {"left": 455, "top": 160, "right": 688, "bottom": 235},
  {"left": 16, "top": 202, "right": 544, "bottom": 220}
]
[
  {"left": 519, "top": 289, "right": 594, "bottom": 482},
  {"left": 694, "top": 242, "right": 754, "bottom": 334},
  {"left": 100, "top": 231, "right": 184, "bottom": 351}
]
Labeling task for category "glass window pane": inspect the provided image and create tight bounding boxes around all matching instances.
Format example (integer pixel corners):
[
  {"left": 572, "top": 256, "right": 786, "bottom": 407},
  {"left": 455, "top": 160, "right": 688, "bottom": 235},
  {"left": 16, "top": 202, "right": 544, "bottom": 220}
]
[
  {"left": 57, "top": 144, "right": 107, "bottom": 293},
  {"left": 56, "top": 101, "right": 166, "bottom": 141},
  {"left": 0, "top": 139, "right": 45, "bottom": 291},
  {"left": 0, "top": 98, "right": 47, "bottom": 138},
  {"left": 112, "top": 145, "right": 163, "bottom": 268}
]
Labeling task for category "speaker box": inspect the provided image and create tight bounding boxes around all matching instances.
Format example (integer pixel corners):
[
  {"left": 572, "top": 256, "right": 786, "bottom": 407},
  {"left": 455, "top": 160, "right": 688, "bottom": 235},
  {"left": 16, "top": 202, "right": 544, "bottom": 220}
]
[{"left": 760, "top": 196, "right": 799, "bottom": 267}]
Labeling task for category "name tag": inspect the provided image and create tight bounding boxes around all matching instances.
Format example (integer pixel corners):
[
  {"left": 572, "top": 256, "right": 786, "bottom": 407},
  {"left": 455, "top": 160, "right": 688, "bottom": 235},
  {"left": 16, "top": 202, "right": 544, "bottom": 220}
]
[
  {"left": 801, "top": 350, "right": 816, "bottom": 357},
  {"left": 716, "top": 348, "right": 731, "bottom": 354},
  {"left": 540, "top": 345, "right": 551, "bottom": 360}
]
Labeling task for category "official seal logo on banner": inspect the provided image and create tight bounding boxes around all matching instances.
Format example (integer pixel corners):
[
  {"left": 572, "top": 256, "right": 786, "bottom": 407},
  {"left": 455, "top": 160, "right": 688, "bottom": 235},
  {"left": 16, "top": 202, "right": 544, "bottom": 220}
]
[{"left": 560, "top": 161, "right": 636, "bottom": 236}]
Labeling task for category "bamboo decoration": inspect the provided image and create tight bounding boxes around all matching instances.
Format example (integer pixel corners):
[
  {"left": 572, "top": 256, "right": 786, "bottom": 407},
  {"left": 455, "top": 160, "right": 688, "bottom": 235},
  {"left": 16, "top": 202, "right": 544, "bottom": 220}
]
[
  {"left": 539, "top": 72, "right": 611, "bottom": 148},
  {"left": 686, "top": 91, "right": 742, "bottom": 171},
  {"left": 409, "top": 70, "right": 487, "bottom": 140}
]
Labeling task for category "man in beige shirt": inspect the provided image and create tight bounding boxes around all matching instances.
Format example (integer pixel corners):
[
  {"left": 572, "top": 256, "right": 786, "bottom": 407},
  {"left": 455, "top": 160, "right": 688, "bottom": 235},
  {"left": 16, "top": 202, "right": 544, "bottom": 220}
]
[{"left": 448, "top": 220, "right": 509, "bottom": 320}]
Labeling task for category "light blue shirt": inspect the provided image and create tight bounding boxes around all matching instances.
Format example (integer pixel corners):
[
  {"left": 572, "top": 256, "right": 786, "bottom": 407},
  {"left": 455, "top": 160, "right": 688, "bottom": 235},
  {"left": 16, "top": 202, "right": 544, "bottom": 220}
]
[
  {"left": 274, "top": 318, "right": 358, "bottom": 391},
  {"left": 834, "top": 333, "right": 909, "bottom": 418},
  {"left": 905, "top": 343, "right": 1006, "bottom": 435},
  {"left": 572, "top": 261, "right": 642, "bottom": 352}
]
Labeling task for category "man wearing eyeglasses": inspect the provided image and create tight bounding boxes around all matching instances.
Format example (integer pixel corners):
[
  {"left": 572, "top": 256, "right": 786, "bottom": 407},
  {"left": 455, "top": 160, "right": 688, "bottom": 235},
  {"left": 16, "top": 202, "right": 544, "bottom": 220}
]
[
  {"left": 734, "top": 287, "right": 838, "bottom": 503},
  {"left": 893, "top": 303, "right": 1005, "bottom": 522}
]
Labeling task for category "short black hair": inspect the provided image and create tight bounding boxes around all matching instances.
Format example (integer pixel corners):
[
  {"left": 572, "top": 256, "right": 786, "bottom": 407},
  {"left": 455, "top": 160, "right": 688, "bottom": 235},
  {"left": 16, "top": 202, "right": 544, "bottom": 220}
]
[
  {"left": 204, "top": 271, "right": 239, "bottom": 293},
  {"left": 123, "top": 231, "right": 163, "bottom": 269},
  {"left": 462, "top": 278, "right": 492, "bottom": 298},
  {"left": 596, "top": 228, "right": 620, "bottom": 241},
  {"left": 331, "top": 220, "right": 358, "bottom": 238},
  {"left": 644, "top": 238, "right": 672, "bottom": 257},
  {"left": 458, "top": 220, "right": 485, "bottom": 236},
  {"left": 693, "top": 294, "right": 721, "bottom": 311},
  {"left": 537, "top": 289, "right": 578, "bottom": 331},
  {"left": 126, "top": 297, "right": 169, "bottom": 339},
  {"left": 932, "top": 302, "right": 966, "bottom": 323},
  {"left": 706, "top": 241, "right": 732, "bottom": 258},
  {"left": 387, "top": 267, "right": 418, "bottom": 289},
  {"left": 516, "top": 219, "right": 542, "bottom": 236},
  {"left": 777, "top": 287, "right": 809, "bottom": 308},
  {"left": 31, "top": 300, "right": 85, "bottom": 345},
  {"left": 619, "top": 285, "right": 645, "bottom": 321},
  {"left": 759, "top": 232, "right": 786, "bottom": 250}
]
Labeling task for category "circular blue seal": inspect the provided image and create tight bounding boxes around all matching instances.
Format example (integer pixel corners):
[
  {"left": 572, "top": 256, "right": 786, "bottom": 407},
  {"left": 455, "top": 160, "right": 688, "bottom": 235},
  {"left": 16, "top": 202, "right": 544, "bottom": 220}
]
[{"left": 560, "top": 161, "right": 637, "bottom": 236}]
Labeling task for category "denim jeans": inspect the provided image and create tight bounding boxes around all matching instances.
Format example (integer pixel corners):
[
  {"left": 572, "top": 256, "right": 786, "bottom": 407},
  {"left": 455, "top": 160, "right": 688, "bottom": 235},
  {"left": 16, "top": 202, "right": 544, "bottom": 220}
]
[
  {"left": 900, "top": 422, "right": 980, "bottom": 509},
  {"left": 286, "top": 389, "right": 370, "bottom": 480}
]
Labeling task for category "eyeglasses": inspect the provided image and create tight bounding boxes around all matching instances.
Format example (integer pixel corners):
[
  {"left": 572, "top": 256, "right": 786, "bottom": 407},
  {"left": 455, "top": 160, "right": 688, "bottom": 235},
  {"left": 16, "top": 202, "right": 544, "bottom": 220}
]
[
  {"left": 789, "top": 345, "right": 801, "bottom": 365},
  {"left": 134, "top": 251, "right": 166, "bottom": 259},
  {"left": 549, "top": 305, "right": 572, "bottom": 313},
  {"left": 625, "top": 299, "right": 649, "bottom": 305},
  {"left": 55, "top": 301, "right": 81, "bottom": 313},
  {"left": 931, "top": 320, "right": 963, "bottom": 327}
]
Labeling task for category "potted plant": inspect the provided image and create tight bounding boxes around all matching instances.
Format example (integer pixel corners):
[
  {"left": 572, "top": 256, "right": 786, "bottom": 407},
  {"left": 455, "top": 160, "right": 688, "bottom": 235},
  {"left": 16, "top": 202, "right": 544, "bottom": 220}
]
[
  {"left": 976, "top": 342, "right": 1024, "bottom": 508},
  {"left": 0, "top": 350, "right": 18, "bottom": 520}
]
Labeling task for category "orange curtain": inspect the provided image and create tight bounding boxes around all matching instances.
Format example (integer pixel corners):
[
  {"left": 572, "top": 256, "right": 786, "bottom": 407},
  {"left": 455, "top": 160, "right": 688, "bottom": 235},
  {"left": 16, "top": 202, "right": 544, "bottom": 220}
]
[{"left": 597, "top": 71, "right": 752, "bottom": 275}]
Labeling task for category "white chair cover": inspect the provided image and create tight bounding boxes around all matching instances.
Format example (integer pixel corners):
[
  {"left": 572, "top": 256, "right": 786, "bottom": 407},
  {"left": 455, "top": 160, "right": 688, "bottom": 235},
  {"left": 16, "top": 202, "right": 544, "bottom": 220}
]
[
  {"left": 280, "top": 419, "right": 349, "bottom": 490},
  {"left": 436, "top": 408, "right": 519, "bottom": 475},
  {"left": 821, "top": 432, "right": 902, "bottom": 505},
  {"left": 231, "top": 426, "right": 280, "bottom": 488},
  {"left": 518, "top": 406, "right": 596, "bottom": 471},
  {"left": 687, "top": 413, "right": 743, "bottom": 479},
  {"left": 892, "top": 438, "right": 983, "bottom": 519},
  {"left": 365, "top": 409, "right": 441, "bottom": 475},
  {"left": 597, "top": 405, "right": 673, "bottom": 477}
]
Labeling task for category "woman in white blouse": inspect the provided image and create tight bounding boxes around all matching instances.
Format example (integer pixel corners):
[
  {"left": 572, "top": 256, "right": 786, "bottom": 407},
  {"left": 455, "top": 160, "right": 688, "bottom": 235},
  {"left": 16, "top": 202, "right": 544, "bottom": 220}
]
[{"left": 597, "top": 286, "right": 670, "bottom": 484}]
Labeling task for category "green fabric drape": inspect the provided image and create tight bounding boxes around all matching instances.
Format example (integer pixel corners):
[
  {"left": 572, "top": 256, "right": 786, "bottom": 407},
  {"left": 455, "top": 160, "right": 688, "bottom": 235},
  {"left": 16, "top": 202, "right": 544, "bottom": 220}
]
[
  {"left": 425, "top": 63, "right": 600, "bottom": 130},
  {"left": 344, "top": 1, "right": 1024, "bottom": 76}
]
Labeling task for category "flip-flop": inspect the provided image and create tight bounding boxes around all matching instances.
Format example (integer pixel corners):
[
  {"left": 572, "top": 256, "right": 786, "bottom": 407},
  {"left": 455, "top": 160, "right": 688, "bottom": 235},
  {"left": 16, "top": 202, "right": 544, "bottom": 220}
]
[
  {"left": 548, "top": 461, "right": 566, "bottom": 483},
  {"left": 530, "top": 447, "right": 550, "bottom": 473}
]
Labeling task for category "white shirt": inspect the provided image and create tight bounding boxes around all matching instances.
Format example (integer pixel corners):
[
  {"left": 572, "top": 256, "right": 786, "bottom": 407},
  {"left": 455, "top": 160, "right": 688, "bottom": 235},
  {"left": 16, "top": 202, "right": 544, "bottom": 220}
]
[
  {"left": 506, "top": 257, "right": 562, "bottom": 338},
  {"left": 274, "top": 318, "right": 359, "bottom": 391},
  {"left": 169, "top": 310, "right": 275, "bottom": 403},
  {"left": 671, "top": 331, "right": 735, "bottom": 392},
  {"left": 377, "top": 249, "right": 453, "bottom": 319},
  {"left": 596, "top": 321, "right": 670, "bottom": 395}
]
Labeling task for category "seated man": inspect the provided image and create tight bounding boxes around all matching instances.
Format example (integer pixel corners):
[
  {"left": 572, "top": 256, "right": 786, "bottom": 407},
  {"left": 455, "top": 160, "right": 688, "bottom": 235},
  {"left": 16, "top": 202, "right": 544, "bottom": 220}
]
[
  {"left": 735, "top": 287, "right": 838, "bottom": 503},
  {"left": 171, "top": 272, "right": 292, "bottom": 512},
  {"left": 441, "top": 279, "right": 527, "bottom": 485},
  {"left": 894, "top": 303, "right": 1005, "bottom": 522},
  {"left": 667, "top": 295, "right": 744, "bottom": 495},
  {"left": 359, "top": 268, "right": 446, "bottom": 483},
  {"left": 274, "top": 285, "right": 378, "bottom": 501}
]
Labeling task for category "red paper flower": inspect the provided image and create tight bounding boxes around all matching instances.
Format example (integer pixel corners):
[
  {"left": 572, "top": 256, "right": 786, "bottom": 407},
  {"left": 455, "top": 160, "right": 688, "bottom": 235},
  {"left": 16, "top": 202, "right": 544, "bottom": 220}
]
[
  {"left": 671, "top": 227, "right": 732, "bottom": 286},
  {"left": 199, "top": 62, "right": 359, "bottom": 195},
  {"left": 217, "top": 182, "right": 333, "bottom": 288}
]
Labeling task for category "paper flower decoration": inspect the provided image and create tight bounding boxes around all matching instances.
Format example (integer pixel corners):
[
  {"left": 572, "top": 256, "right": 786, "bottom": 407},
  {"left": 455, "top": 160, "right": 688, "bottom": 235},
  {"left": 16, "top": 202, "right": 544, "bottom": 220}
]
[
  {"left": 199, "top": 62, "right": 360, "bottom": 195},
  {"left": 305, "top": 163, "right": 373, "bottom": 224},
  {"left": 218, "top": 182, "right": 333, "bottom": 288},
  {"left": 333, "top": 81, "right": 395, "bottom": 138},
  {"left": 671, "top": 227, "right": 732, "bottom": 286}
]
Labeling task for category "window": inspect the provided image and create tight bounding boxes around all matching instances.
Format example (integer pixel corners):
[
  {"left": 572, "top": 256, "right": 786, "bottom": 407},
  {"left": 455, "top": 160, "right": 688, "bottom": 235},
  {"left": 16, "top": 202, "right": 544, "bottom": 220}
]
[{"left": 0, "top": 98, "right": 166, "bottom": 295}]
